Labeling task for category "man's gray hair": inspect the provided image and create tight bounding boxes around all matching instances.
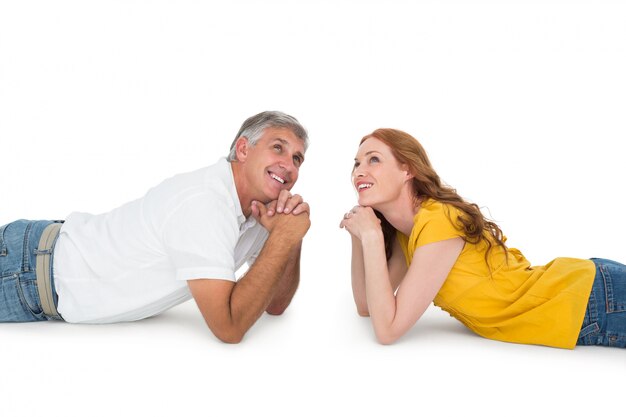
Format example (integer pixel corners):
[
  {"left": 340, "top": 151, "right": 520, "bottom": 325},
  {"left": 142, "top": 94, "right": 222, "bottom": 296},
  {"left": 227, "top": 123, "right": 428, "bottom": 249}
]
[{"left": 227, "top": 111, "right": 309, "bottom": 161}]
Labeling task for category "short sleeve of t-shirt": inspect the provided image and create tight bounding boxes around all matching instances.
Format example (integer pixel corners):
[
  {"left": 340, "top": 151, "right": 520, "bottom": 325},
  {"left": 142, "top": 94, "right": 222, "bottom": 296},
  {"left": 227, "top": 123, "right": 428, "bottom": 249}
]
[
  {"left": 162, "top": 192, "right": 239, "bottom": 282},
  {"left": 412, "top": 200, "right": 464, "bottom": 248}
]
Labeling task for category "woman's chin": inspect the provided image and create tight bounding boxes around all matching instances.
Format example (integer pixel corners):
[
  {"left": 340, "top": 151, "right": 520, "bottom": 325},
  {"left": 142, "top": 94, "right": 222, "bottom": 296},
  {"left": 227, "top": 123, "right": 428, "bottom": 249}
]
[{"left": 357, "top": 196, "right": 376, "bottom": 208}]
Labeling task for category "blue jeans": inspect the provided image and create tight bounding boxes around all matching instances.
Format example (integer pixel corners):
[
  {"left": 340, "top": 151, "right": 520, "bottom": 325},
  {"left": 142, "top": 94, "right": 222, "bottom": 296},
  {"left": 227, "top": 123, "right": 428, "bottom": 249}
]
[
  {"left": 577, "top": 258, "right": 626, "bottom": 347},
  {"left": 0, "top": 219, "right": 63, "bottom": 322}
]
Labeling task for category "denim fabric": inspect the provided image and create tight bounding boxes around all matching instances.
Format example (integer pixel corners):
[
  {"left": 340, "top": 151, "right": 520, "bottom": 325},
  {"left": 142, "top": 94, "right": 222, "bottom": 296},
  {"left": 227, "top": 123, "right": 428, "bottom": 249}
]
[
  {"left": 577, "top": 258, "right": 626, "bottom": 347},
  {"left": 0, "top": 219, "right": 63, "bottom": 322}
]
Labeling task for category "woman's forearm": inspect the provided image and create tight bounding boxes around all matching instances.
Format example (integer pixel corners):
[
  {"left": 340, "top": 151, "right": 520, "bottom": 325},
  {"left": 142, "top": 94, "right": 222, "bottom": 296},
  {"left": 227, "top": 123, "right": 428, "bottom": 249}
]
[
  {"left": 360, "top": 230, "right": 399, "bottom": 343},
  {"left": 350, "top": 236, "right": 369, "bottom": 316}
]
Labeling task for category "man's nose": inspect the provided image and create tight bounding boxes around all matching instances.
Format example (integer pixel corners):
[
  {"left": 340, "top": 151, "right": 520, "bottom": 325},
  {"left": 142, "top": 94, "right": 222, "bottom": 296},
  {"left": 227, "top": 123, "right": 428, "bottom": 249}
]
[{"left": 279, "top": 155, "right": 297, "bottom": 171}]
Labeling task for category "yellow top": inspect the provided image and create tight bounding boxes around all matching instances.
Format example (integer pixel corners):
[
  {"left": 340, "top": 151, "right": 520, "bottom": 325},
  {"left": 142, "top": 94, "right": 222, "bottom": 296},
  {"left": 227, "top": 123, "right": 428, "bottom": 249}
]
[{"left": 396, "top": 199, "right": 596, "bottom": 349}]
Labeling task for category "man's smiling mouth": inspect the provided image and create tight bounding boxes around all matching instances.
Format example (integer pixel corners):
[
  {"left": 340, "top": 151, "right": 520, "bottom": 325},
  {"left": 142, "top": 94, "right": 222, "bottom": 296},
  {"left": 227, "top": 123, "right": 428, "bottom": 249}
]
[{"left": 269, "top": 172, "right": 286, "bottom": 184}]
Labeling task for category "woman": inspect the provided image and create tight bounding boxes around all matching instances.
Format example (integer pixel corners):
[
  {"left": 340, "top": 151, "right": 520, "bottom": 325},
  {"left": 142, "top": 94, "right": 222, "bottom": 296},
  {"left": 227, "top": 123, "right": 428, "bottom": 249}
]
[{"left": 340, "top": 128, "right": 625, "bottom": 349}]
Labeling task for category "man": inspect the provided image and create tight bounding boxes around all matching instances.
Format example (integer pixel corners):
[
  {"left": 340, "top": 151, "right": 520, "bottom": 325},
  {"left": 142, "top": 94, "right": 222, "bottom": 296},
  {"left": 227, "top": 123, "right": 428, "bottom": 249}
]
[{"left": 0, "top": 111, "right": 310, "bottom": 343}]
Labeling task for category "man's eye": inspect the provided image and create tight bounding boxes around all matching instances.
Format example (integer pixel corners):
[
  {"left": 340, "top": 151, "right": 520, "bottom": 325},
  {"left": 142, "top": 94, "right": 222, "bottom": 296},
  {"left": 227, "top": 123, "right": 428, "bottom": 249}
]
[
  {"left": 293, "top": 156, "right": 302, "bottom": 166},
  {"left": 274, "top": 144, "right": 282, "bottom": 151}
]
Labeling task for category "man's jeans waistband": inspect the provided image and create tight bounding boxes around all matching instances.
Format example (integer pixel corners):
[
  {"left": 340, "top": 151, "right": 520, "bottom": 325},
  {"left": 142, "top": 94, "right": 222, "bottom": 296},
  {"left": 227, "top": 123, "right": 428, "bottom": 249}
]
[{"left": 35, "top": 222, "right": 63, "bottom": 319}]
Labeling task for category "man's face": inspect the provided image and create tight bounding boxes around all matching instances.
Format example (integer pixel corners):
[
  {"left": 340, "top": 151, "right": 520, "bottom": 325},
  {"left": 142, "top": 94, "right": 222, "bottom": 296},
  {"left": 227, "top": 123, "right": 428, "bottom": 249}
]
[{"left": 238, "top": 127, "right": 305, "bottom": 203}]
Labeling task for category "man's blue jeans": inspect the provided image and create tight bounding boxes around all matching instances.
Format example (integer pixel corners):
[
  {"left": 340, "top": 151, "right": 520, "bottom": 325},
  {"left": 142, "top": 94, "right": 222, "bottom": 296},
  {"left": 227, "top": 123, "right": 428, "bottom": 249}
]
[
  {"left": 577, "top": 258, "right": 626, "bottom": 347},
  {"left": 0, "top": 219, "right": 62, "bottom": 322}
]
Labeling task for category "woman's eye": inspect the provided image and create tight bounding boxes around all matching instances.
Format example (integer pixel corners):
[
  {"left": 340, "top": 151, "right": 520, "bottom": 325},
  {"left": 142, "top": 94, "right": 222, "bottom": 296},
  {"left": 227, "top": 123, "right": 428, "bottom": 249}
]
[{"left": 369, "top": 156, "right": 379, "bottom": 163}]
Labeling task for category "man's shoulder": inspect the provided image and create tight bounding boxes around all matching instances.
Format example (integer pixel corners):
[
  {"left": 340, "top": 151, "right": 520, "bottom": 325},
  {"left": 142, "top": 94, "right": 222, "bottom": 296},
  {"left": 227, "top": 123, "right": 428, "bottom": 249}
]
[
  {"left": 151, "top": 159, "right": 231, "bottom": 200},
  {"left": 143, "top": 159, "right": 239, "bottom": 223}
]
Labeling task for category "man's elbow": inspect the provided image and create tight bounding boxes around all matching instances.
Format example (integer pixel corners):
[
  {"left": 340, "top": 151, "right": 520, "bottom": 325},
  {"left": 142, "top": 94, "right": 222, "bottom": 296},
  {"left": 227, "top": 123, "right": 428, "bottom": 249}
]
[
  {"left": 266, "top": 306, "right": 287, "bottom": 316},
  {"left": 265, "top": 298, "right": 291, "bottom": 316},
  {"left": 210, "top": 325, "right": 246, "bottom": 344},
  {"left": 214, "top": 330, "right": 244, "bottom": 344}
]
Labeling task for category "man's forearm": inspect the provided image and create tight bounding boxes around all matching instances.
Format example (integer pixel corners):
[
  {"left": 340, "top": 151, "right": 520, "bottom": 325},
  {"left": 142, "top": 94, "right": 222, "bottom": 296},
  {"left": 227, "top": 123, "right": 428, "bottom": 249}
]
[
  {"left": 266, "top": 242, "right": 301, "bottom": 315},
  {"left": 227, "top": 233, "right": 299, "bottom": 336},
  {"left": 196, "top": 198, "right": 309, "bottom": 343}
]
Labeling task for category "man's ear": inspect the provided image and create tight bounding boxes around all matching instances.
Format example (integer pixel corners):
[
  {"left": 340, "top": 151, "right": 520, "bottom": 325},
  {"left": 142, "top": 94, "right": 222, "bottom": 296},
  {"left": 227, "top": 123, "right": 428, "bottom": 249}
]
[{"left": 235, "top": 137, "right": 249, "bottom": 162}]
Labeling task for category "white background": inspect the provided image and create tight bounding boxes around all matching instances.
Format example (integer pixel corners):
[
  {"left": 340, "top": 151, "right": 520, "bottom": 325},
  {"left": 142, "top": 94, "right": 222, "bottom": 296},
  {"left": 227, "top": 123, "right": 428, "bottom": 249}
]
[{"left": 1, "top": 0, "right": 625, "bottom": 416}]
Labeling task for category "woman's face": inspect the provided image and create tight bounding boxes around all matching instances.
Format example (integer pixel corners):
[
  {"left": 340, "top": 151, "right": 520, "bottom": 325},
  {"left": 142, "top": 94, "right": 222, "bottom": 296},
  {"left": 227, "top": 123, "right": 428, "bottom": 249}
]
[{"left": 352, "top": 137, "right": 410, "bottom": 209}]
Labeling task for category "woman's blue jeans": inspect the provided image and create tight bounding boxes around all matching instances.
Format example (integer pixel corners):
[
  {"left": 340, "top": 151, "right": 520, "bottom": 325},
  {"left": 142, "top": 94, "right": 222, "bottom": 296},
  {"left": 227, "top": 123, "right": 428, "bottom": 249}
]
[
  {"left": 577, "top": 258, "right": 626, "bottom": 347},
  {"left": 0, "top": 219, "right": 62, "bottom": 322}
]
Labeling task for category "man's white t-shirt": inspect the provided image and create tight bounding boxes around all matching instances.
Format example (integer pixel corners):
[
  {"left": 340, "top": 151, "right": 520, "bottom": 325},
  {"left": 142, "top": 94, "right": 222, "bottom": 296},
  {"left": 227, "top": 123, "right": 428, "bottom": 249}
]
[{"left": 53, "top": 158, "right": 268, "bottom": 323}]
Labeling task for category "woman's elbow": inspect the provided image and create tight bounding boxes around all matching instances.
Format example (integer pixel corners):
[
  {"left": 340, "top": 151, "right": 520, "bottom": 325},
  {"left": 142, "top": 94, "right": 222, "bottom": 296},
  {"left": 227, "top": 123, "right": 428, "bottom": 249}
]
[
  {"left": 355, "top": 300, "right": 370, "bottom": 317},
  {"left": 374, "top": 329, "right": 401, "bottom": 345}
]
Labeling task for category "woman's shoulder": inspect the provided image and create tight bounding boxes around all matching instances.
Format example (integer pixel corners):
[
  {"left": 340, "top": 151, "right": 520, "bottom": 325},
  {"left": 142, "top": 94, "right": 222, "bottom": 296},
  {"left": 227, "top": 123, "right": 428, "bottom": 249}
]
[
  {"left": 417, "top": 199, "right": 461, "bottom": 223},
  {"left": 407, "top": 198, "right": 465, "bottom": 249}
]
